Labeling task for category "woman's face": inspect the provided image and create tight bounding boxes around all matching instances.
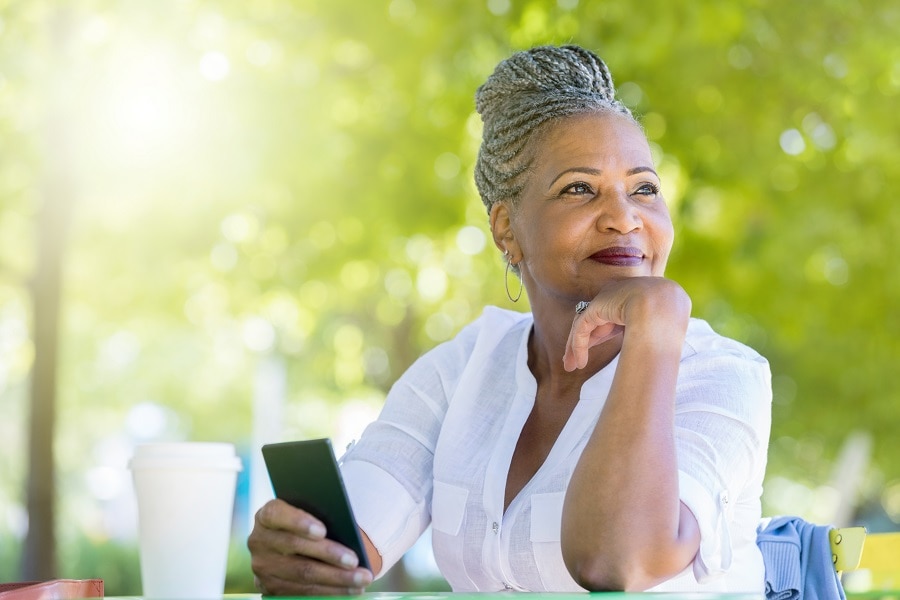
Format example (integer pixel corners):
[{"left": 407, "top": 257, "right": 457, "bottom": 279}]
[{"left": 503, "top": 111, "right": 674, "bottom": 306}]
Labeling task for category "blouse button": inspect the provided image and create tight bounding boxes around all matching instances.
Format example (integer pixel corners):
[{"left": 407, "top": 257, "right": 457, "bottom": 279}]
[
  {"left": 503, "top": 583, "right": 513, "bottom": 590},
  {"left": 492, "top": 521, "right": 499, "bottom": 534}
]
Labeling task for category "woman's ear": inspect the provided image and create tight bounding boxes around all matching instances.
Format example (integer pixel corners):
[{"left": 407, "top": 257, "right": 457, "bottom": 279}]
[{"left": 489, "top": 202, "right": 518, "bottom": 257}]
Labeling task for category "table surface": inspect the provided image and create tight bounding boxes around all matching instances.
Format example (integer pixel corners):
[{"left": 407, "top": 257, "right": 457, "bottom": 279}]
[
  {"left": 104, "top": 594, "right": 766, "bottom": 600},
  {"left": 344, "top": 594, "right": 762, "bottom": 600},
  {"left": 101, "top": 592, "right": 900, "bottom": 600}
]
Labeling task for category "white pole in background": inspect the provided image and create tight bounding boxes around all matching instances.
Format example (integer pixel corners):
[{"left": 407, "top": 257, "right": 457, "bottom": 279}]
[{"left": 249, "top": 354, "right": 286, "bottom": 525}]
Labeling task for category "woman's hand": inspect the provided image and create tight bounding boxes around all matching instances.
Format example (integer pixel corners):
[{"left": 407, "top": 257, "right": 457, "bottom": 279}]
[
  {"left": 563, "top": 276, "right": 690, "bottom": 372},
  {"left": 248, "top": 499, "right": 374, "bottom": 596}
]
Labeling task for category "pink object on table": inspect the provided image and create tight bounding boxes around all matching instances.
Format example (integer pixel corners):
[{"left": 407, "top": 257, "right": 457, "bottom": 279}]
[{"left": 0, "top": 579, "right": 103, "bottom": 600}]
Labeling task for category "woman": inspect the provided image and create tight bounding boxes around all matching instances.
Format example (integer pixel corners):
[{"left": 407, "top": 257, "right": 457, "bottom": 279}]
[{"left": 248, "top": 45, "right": 772, "bottom": 594}]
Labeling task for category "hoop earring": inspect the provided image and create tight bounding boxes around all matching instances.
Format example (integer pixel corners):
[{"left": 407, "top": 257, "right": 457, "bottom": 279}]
[{"left": 505, "top": 258, "right": 523, "bottom": 303}]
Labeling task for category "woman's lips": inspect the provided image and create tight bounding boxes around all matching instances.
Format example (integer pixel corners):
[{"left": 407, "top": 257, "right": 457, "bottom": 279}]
[{"left": 589, "top": 246, "right": 645, "bottom": 267}]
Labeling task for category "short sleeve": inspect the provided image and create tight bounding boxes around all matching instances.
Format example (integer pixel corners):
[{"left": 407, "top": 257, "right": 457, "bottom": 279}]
[{"left": 674, "top": 326, "right": 772, "bottom": 582}]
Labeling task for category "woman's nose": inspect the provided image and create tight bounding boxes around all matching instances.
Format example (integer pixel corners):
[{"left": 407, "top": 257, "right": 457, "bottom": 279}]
[{"left": 596, "top": 190, "right": 642, "bottom": 233}]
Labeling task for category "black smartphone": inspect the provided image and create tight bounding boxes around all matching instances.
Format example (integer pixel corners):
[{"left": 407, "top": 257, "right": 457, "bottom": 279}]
[{"left": 261, "top": 438, "right": 371, "bottom": 570}]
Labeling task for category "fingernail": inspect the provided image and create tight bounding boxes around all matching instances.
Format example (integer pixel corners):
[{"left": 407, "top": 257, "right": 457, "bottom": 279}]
[
  {"left": 340, "top": 553, "right": 357, "bottom": 567},
  {"left": 352, "top": 571, "right": 371, "bottom": 586},
  {"left": 309, "top": 523, "right": 326, "bottom": 538}
]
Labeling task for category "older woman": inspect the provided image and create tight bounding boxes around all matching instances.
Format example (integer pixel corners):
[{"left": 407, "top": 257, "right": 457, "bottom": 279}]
[{"left": 248, "top": 45, "right": 771, "bottom": 594}]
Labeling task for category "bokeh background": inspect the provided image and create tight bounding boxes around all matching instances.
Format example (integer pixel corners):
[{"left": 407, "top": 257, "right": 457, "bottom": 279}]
[{"left": 1, "top": 0, "right": 898, "bottom": 593}]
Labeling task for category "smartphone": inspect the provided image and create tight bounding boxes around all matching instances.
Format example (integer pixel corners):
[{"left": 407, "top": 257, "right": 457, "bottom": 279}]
[{"left": 261, "top": 438, "right": 371, "bottom": 570}]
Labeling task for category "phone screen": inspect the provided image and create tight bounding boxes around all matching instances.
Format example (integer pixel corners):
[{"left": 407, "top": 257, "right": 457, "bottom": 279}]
[{"left": 261, "top": 438, "right": 371, "bottom": 570}]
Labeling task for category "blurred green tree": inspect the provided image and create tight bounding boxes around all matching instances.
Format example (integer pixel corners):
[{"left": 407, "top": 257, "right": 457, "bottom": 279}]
[{"left": 0, "top": 0, "right": 898, "bottom": 590}]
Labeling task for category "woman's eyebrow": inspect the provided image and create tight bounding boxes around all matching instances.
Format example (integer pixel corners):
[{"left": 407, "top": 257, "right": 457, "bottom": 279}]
[
  {"left": 547, "top": 167, "right": 603, "bottom": 189},
  {"left": 548, "top": 165, "right": 659, "bottom": 189},
  {"left": 627, "top": 166, "right": 658, "bottom": 177}
]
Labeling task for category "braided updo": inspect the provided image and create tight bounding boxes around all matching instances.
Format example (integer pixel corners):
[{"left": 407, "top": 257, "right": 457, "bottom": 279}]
[{"left": 474, "top": 45, "right": 635, "bottom": 214}]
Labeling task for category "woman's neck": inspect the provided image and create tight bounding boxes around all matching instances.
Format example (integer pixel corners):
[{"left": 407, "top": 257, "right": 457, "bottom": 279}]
[{"left": 527, "top": 302, "right": 623, "bottom": 391}]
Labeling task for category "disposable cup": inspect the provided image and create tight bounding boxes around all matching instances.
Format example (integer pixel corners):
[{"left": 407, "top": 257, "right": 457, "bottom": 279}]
[{"left": 129, "top": 442, "right": 242, "bottom": 599}]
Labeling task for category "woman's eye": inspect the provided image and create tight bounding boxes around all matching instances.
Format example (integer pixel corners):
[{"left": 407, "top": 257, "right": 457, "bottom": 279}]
[
  {"left": 634, "top": 183, "right": 660, "bottom": 196},
  {"left": 561, "top": 182, "right": 594, "bottom": 196}
]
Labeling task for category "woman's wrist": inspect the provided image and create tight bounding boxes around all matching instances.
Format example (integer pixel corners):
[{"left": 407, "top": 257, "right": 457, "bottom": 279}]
[{"left": 623, "top": 279, "right": 691, "bottom": 344}]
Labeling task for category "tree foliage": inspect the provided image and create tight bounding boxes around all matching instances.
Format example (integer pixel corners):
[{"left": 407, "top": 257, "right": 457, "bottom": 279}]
[{"left": 1, "top": 0, "right": 899, "bottom": 588}]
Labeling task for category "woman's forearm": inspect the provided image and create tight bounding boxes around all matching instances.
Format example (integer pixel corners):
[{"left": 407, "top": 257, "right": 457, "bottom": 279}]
[{"left": 561, "top": 294, "right": 699, "bottom": 591}]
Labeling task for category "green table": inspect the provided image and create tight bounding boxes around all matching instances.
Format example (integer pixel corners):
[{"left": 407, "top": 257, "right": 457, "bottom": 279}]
[
  {"left": 359, "top": 594, "right": 762, "bottom": 600},
  {"left": 102, "top": 592, "right": 900, "bottom": 600},
  {"left": 211, "top": 593, "right": 766, "bottom": 600}
]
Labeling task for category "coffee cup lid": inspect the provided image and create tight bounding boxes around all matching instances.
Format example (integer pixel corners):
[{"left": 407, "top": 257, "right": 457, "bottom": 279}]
[{"left": 128, "top": 442, "right": 242, "bottom": 471}]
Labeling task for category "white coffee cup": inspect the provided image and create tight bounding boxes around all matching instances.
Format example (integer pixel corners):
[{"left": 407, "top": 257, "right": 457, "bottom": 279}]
[{"left": 129, "top": 442, "right": 243, "bottom": 599}]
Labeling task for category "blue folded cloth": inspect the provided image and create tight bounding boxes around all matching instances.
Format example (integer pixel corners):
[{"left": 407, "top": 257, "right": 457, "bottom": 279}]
[{"left": 756, "top": 516, "right": 846, "bottom": 600}]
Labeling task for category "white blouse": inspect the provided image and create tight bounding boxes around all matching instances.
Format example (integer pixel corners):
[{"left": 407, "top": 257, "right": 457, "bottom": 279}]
[{"left": 341, "top": 306, "right": 772, "bottom": 592}]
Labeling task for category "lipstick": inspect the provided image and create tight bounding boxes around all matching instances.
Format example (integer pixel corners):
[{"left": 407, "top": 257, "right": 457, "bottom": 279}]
[{"left": 590, "top": 246, "right": 644, "bottom": 267}]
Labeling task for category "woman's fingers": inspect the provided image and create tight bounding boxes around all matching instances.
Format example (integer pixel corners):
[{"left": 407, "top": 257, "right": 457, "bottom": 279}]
[
  {"left": 256, "top": 526, "right": 363, "bottom": 567},
  {"left": 563, "top": 277, "right": 690, "bottom": 371},
  {"left": 563, "top": 280, "right": 644, "bottom": 371},
  {"left": 253, "top": 552, "right": 372, "bottom": 595},
  {"left": 250, "top": 500, "right": 361, "bottom": 567},
  {"left": 249, "top": 499, "right": 373, "bottom": 596},
  {"left": 564, "top": 307, "right": 622, "bottom": 371},
  {"left": 255, "top": 499, "right": 325, "bottom": 539}
]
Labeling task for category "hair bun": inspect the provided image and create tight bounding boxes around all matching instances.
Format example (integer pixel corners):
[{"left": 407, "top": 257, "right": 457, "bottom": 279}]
[{"left": 476, "top": 45, "right": 624, "bottom": 119}]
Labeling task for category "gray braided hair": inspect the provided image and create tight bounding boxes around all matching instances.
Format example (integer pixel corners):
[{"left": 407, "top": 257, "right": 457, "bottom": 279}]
[{"left": 474, "top": 45, "right": 635, "bottom": 214}]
